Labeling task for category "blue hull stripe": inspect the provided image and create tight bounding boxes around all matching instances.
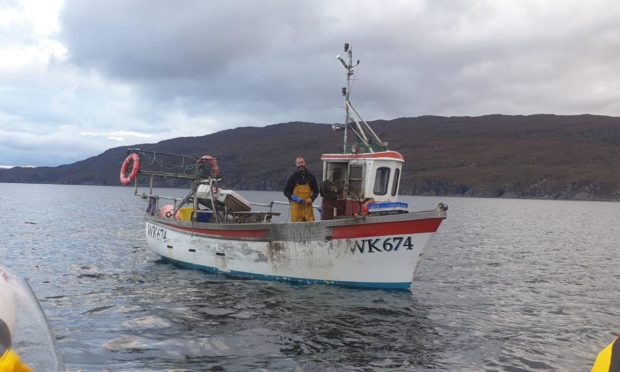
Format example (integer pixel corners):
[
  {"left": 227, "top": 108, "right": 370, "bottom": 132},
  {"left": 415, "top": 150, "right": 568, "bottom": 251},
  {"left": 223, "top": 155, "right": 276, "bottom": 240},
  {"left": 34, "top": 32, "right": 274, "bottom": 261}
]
[{"left": 160, "top": 256, "right": 411, "bottom": 290}]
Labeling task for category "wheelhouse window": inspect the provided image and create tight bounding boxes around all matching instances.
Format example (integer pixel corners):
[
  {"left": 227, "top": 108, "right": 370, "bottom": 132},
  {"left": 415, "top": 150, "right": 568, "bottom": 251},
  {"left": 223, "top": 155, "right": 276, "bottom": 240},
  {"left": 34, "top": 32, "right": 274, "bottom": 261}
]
[
  {"left": 373, "top": 167, "right": 391, "bottom": 195},
  {"left": 391, "top": 168, "right": 400, "bottom": 196},
  {"left": 332, "top": 168, "right": 343, "bottom": 183},
  {"left": 326, "top": 162, "right": 347, "bottom": 182},
  {"left": 348, "top": 165, "right": 364, "bottom": 195}
]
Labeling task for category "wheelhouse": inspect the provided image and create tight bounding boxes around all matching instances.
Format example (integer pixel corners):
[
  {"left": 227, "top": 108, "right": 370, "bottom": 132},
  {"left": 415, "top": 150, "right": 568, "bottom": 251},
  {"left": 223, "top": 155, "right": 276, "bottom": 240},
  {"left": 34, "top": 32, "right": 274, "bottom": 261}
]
[{"left": 320, "top": 151, "right": 405, "bottom": 220}]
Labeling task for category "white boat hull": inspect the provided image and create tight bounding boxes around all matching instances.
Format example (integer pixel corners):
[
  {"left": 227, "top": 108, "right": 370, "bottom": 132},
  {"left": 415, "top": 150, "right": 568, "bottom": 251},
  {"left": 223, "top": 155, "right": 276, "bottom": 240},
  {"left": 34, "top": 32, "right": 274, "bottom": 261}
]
[{"left": 144, "top": 209, "right": 446, "bottom": 289}]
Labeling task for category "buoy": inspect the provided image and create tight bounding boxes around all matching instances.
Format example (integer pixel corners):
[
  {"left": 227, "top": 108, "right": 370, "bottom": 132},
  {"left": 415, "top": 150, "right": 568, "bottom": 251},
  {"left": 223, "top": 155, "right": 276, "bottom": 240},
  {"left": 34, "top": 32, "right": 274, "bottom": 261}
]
[
  {"left": 119, "top": 153, "right": 141, "bottom": 186},
  {"left": 159, "top": 204, "right": 174, "bottom": 218},
  {"left": 197, "top": 155, "right": 221, "bottom": 178}
]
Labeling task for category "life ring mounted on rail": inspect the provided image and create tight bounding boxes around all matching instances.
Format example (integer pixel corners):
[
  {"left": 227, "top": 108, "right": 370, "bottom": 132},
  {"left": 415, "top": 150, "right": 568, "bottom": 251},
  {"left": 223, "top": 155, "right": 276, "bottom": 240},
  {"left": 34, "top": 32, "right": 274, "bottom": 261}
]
[
  {"left": 197, "top": 155, "right": 221, "bottom": 178},
  {"left": 119, "top": 153, "right": 141, "bottom": 186}
]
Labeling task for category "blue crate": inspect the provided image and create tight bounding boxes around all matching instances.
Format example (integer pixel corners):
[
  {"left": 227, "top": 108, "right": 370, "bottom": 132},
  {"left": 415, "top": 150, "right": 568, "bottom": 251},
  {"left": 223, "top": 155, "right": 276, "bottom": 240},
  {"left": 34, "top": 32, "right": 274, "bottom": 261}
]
[
  {"left": 367, "top": 202, "right": 409, "bottom": 211},
  {"left": 195, "top": 210, "right": 212, "bottom": 222}
]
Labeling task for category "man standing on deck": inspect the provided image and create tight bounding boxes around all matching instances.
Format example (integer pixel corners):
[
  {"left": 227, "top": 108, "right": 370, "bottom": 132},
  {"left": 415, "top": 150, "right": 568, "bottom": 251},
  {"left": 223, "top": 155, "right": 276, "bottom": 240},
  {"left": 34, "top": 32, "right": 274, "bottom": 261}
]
[{"left": 284, "top": 157, "right": 319, "bottom": 222}]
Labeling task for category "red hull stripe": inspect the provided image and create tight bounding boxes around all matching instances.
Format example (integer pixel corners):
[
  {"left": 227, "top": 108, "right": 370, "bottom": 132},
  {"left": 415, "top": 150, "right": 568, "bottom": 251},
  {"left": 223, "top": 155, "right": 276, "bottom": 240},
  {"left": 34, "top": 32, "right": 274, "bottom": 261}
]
[
  {"left": 162, "top": 222, "right": 269, "bottom": 239},
  {"left": 332, "top": 218, "right": 443, "bottom": 239},
  {"left": 321, "top": 151, "right": 404, "bottom": 161}
]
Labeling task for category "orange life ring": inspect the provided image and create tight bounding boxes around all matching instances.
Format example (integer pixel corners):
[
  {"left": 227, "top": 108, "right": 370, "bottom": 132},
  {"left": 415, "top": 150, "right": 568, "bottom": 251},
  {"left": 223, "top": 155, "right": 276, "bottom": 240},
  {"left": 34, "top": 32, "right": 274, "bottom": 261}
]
[
  {"left": 119, "top": 153, "right": 141, "bottom": 185},
  {"left": 197, "top": 155, "right": 221, "bottom": 178}
]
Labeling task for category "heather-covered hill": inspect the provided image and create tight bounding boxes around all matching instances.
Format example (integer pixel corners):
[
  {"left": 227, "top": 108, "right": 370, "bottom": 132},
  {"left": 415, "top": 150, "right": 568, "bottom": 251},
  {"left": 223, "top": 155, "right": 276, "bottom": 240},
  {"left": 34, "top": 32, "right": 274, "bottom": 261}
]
[{"left": 2, "top": 114, "right": 620, "bottom": 200}]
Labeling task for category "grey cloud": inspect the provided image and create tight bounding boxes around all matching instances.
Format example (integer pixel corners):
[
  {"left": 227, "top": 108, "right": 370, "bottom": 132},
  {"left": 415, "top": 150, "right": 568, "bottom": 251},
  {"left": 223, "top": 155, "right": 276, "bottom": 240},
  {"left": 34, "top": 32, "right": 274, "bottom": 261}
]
[
  {"left": 59, "top": 0, "right": 620, "bottom": 125},
  {"left": 60, "top": 0, "right": 343, "bottom": 124},
  {"left": 60, "top": 1, "right": 322, "bottom": 80}
]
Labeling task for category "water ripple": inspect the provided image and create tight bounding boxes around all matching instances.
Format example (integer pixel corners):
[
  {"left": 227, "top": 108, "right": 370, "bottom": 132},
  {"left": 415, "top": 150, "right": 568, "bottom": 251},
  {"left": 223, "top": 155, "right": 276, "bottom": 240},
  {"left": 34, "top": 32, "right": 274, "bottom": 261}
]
[{"left": 1, "top": 186, "right": 619, "bottom": 370}]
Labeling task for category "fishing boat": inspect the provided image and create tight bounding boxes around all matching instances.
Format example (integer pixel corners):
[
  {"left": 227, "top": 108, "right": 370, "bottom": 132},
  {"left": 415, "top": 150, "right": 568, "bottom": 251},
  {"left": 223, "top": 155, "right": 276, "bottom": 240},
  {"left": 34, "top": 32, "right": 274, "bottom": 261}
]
[{"left": 121, "top": 44, "right": 447, "bottom": 290}]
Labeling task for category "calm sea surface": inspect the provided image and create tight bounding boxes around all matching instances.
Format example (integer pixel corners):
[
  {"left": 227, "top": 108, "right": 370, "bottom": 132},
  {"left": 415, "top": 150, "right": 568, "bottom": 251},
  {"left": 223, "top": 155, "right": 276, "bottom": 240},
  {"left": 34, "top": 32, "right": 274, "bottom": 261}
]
[{"left": 1, "top": 183, "right": 619, "bottom": 371}]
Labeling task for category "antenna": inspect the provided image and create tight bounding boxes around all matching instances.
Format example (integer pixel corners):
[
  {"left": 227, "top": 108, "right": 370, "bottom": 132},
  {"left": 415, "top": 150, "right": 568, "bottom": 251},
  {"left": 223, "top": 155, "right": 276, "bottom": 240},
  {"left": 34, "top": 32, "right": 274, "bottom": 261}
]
[
  {"left": 336, "top": 43, "right": 384, "bottom": 153},
  {"left": 337, "top": 42, "right": 359, "bottom": 153}
]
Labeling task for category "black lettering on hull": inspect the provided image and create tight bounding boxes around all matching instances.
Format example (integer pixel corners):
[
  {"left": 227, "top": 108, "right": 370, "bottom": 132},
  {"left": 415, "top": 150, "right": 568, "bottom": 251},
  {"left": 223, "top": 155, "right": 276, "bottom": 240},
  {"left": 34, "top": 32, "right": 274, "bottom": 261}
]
[
  {"left": 351, "top": 236, "right": 414, "bottom": 254},
  {"left": 147, "top": 225, "right": 167, "bottom": 241}
]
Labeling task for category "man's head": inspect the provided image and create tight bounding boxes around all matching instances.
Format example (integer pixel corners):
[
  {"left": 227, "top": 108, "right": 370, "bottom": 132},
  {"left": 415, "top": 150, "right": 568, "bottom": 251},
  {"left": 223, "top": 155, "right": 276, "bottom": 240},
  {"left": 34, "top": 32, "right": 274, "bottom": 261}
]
[{"left": 295, "top": 157, "right": 306, "bottom": 171}]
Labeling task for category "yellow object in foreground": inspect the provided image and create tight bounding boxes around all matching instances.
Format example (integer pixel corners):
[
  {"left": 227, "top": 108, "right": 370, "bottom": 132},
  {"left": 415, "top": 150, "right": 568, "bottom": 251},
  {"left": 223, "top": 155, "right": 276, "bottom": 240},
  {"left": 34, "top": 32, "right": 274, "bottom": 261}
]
[
  {"left": 592, "top": 336, "right": 620, "bottom": 372},
  {"left": 0, "top": 349, "right": 32, "bottom": 372}
]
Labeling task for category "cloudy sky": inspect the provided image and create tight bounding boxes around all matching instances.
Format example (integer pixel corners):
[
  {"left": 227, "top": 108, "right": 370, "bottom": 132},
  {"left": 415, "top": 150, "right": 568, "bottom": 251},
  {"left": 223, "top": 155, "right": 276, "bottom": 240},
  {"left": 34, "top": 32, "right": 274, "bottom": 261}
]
[{"left": 1, "top": 0, "right": 620, "bottom": 167}]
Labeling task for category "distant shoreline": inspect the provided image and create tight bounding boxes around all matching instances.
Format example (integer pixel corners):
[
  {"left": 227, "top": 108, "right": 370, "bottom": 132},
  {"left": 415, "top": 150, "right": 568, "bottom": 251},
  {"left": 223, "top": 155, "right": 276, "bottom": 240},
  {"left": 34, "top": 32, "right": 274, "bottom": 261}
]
[{"left": 2, "top": 114, "right": 620, "bottom": 201}]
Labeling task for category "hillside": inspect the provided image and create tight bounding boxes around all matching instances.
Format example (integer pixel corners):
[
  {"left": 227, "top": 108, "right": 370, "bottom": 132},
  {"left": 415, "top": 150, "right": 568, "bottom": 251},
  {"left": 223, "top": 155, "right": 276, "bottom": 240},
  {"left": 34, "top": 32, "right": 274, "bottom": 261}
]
[{"left": 2, "top": 114, "right": 620, "bottom": 200}]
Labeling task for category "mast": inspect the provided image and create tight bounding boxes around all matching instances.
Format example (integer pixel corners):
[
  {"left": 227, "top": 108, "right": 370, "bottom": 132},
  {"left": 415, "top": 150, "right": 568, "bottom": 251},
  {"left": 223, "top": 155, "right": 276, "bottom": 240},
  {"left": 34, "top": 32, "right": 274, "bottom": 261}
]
[
  {"left": 337, "top": 43, "right": 358, "bottom": 153},
  {"left": 336, "top": 43, "right": 386, "bottom": 153}
]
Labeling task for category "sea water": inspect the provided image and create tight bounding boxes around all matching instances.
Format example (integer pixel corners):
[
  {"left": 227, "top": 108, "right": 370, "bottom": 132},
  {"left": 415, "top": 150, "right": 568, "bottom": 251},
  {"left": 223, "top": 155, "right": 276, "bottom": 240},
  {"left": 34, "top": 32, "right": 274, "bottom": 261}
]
[{"left": 1, "top": 183, "right": 619, "bottom": 371}]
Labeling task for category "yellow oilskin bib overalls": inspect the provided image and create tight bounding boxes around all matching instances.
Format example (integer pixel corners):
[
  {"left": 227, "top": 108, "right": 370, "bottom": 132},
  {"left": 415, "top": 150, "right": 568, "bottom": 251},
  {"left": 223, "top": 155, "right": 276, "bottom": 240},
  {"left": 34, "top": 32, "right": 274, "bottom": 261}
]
[{"left": 290, "top": 183, "right": 314, "bottom": 222}]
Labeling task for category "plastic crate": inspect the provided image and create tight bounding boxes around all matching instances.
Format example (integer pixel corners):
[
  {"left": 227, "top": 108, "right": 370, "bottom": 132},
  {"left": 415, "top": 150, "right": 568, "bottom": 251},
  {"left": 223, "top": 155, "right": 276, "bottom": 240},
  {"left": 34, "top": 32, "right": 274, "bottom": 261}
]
[
  {"left": 367, "top": 202, "right": 409, "bottom": 215},
  {"left": 195, "top": 210, "right": 212, "bottom": 222}
]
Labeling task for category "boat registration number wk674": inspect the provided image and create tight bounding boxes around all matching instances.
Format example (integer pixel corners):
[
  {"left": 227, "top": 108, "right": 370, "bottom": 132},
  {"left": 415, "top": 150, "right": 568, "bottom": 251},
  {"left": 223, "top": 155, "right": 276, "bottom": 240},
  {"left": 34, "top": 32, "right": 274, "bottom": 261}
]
[
  {"left": 147, "top": 224, "right": 167, "bottom": 241},
  {"left": 352, "top": 236, "right": 413, "bottom": 254}
]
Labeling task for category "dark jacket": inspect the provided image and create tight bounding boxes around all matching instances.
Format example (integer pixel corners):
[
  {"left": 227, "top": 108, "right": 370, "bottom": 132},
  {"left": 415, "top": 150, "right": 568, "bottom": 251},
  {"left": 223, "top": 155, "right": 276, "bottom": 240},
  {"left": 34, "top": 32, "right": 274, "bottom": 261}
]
[{"left": 284, "top": 169, "right": 319, "bottom": 201}]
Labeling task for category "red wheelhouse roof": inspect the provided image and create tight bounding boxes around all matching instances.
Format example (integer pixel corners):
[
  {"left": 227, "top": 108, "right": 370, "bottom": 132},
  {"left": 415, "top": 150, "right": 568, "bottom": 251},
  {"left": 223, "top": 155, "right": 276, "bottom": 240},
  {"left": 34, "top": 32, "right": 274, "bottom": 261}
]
[{"left": 321, "top": 151, "right": 404, "bottom": 162}]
